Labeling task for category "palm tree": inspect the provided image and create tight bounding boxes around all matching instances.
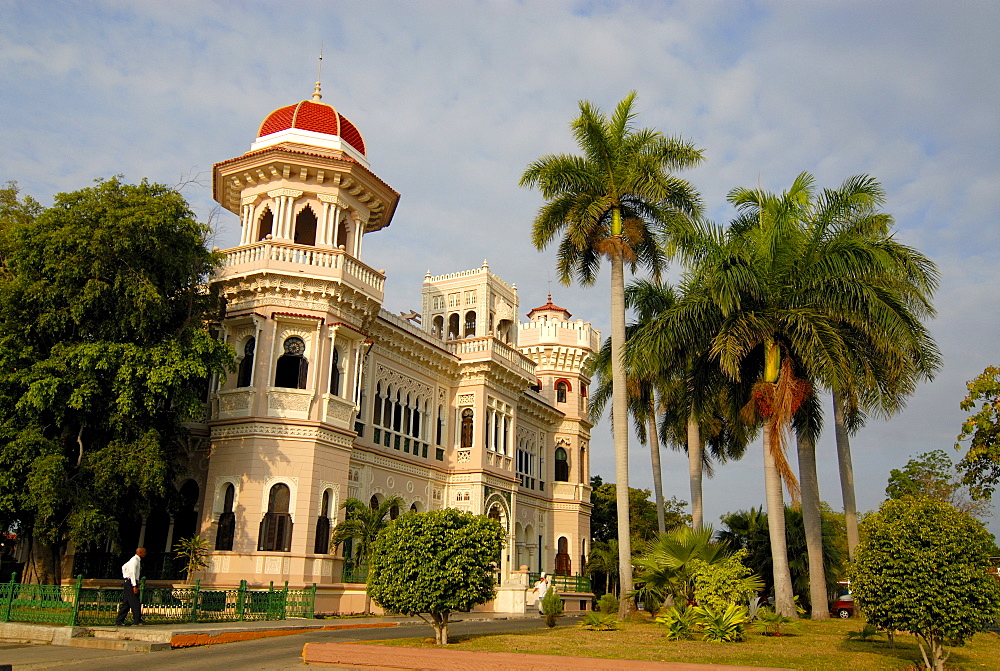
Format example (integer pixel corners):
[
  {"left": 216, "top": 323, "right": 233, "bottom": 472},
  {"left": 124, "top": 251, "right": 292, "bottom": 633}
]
[
  {"left": 589, "top": 279, "right": 679, "bottom": 534},
  {"left": 521, "top": 92, "right": 704, "bottom": 617},
  {"left": 636, "top": 173, "right": 853, "bottom": 617},
  {"left": 332, "top": 495, "right": 405, "bottom": 614},
  {"left": 798, "top": 176, "right": 940, "bottom": 561},
  {"left": 790, "top": 174, "right": 939, "bottom": 615},
  {"left": 585, "top": 539, "right": 620, "bottom": 597},
  {"left": 632, "top": 525, "right": 728, "bottom": 610}
]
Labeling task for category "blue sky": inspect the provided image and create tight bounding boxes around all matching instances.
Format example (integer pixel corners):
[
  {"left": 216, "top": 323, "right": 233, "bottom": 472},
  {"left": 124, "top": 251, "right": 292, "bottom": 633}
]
[{"left": 2, "top": 0, "right": 998, "bottom": 534}]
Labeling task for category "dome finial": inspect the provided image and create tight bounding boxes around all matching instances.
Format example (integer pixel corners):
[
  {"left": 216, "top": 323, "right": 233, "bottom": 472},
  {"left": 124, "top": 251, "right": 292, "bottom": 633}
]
[{"left": 312, "top": 46, "right": 324, "bottom": 101}]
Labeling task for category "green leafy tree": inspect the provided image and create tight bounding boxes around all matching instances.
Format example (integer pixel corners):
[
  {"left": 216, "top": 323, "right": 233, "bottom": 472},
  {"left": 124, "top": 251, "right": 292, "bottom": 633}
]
[
  {"left": 887, "top": 450, "right": 990, "bottom": 518},
  {"left": 850, "top": 497, "right": 1000, "bottom": 671},
  {"left": 331, "top": 495, "right": 405, "bottom": 614},
  {"left": 0, "top": 178, "right": 233, "bottom": 583},
  {"left": 956, "top": 366, "right": 1000, "bottom": 499},
  {"left": 585, "top": 539, "right": 619, "bottom": 597},
  {"left": 690, "top": 549, "right": 763, "bottom": 612},
  {"left": 367, "top": 509, "right": 504, "bottom": 645},
  {"left": 522, "top": 92, "right": 704, "bottom": 616}
]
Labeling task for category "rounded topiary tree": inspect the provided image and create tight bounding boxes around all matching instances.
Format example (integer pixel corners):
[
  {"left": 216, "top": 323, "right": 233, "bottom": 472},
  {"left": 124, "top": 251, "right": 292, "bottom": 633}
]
[
  {"left": 367, "top": 508, "right": 505, "bottom": 644},
  {"left": 850, "top": 497, "right": 1000, "bottom": 671}
]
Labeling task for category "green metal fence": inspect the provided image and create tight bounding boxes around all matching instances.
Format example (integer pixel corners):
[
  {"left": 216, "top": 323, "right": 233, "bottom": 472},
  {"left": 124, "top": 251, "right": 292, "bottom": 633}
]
[
  {"left": 0, "top": 576, "right": 316, "bottom": 626},
  {"left": 528, "top": 572, "right": 591, "bottom": 593}
]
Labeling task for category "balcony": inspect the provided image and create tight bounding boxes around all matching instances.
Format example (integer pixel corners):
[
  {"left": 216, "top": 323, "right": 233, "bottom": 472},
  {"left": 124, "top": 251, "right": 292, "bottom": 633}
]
[
  {"left": 220, "top": 241, "right": 385, "bottom": 300},
  {"left": 445, "top": 336, "right": 535, "bottom": 378}
]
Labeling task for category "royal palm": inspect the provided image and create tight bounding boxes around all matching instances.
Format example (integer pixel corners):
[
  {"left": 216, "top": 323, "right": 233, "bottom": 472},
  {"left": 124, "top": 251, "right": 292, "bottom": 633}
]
[{"left": 521, "top": 92, "right": 703, "bottom": 616}]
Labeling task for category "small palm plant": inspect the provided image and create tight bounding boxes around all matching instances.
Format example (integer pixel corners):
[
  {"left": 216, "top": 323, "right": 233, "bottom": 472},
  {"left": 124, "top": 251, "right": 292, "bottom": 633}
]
[
  {"left": 580, "top": 611, "right": 618, "bottom": 631},
  {"left": 846, "top": 623, "right": 884, "bottom": 643},
  {"left": 753, "top": 607, "right": 799, "bottom": 636},
  {"left": 173, "top": 535, "right": 210, "bottom": 581},
  {"left": 693, "top": 603, "right": 749, "bottom": 642},
  {"left": 656, "top": 605, "right": 699, "bottom": 641}
]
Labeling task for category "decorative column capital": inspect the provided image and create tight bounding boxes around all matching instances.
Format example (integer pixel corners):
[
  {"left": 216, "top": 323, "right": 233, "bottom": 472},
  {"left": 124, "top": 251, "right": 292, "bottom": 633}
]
[{"left": 266, "top": 188, "right": 304, "bottom": 199}]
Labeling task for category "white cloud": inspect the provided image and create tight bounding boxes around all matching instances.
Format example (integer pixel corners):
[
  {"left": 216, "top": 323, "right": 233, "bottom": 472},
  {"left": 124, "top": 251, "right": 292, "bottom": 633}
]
[{"left": 2, "top": 0, "right": 997, "bottom": 533}]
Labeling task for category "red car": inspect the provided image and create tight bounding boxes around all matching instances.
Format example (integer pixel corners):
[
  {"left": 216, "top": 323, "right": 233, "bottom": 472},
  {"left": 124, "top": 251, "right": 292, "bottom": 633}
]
[{"left": 831, "top": 582, "right": 854, "bottom": 618}]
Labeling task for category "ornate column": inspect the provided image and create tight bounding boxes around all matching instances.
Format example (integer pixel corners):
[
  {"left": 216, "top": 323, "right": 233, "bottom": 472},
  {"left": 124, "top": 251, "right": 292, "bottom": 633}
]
[
  {"left": 316, "top": 194, "right": 343, "bottom": 248},
  {"left": 267, "top": 188, "right": 303, "bottom": 240},
  {"left": 240, "top": 195, "right": 259, "bottom": 245}
]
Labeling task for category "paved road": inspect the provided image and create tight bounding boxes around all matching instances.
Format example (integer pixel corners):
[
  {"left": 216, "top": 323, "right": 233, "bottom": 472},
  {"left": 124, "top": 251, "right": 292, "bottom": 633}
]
[{"left": 2, "top": 617, "right": 562, "bottom": 670}]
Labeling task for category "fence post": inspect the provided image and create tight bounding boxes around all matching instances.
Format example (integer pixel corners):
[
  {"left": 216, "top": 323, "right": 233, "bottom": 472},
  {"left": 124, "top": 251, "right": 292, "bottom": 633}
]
[
  {"left": 237, "top": 579, "right": 246, "bottom": 622},
  {"left": 68, "top": 576, "right": 83, "bottom": 627},
  {"left": 282, "top": 581, "right": 289, "bottom": 620},
  {"left": 190, "top": 579, "right": 200, "bottom": 623},
  {"left": 139, "top": 576, "right": 146, "bottom": 603},
  {"left": 1, "top": 575, "right": 15, "bottom": 622},
  {"left": 309, "top": 583, "right": 317, "bottom": 619}
]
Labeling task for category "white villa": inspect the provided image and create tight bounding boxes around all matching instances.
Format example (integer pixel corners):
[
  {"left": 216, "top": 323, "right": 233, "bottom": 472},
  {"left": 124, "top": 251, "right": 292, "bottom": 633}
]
[{"left": 171, "top": 84, "right": 600, "bottom": 613}]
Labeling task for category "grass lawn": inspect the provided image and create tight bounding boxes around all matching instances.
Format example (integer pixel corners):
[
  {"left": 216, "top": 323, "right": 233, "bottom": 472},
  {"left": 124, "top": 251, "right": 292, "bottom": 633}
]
[{"left": 370, "top": 616, "right": 1000, "bottom": 669}]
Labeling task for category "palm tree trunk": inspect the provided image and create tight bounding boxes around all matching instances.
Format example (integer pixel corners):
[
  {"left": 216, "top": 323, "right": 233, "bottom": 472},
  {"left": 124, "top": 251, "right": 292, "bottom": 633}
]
[
  {"left": 796, "top": 431, "right": 828, "bottom": 620},
  {"left": 610, "top": 249, "right": 634, "bottom": 618},
  {"left": 832, "top": 391, "right": 859, "bottom": 561},
  {"left": 687, "top": 411, "right": 703, "bottom": 528},
  {"left": 763, "top": 424, "right": 796, "bottom": 618},
  {"left": 648, "top": 407, "right": 666, "bottom": 535}
]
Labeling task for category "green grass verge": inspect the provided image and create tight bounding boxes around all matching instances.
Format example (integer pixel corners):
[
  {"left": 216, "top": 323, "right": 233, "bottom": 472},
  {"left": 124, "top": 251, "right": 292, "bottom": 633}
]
[{"left": 367, "top": 616, "right": 1000, "bottom": 670}]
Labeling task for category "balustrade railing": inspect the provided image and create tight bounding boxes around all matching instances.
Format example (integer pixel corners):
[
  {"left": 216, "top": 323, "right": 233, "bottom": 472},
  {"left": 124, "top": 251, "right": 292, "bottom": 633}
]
[
  {"left": 222, "top": 241, "right": 385, "bottom": 293},
  {"left": 528, "top": 572, "right": 591, "bottom": 593},
  {"left": 0, "top": 576, "right": 316, "bottom": 626}
]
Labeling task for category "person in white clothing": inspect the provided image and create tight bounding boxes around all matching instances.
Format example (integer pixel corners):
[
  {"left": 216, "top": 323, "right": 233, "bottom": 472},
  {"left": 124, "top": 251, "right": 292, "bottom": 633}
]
[
  {"left": 115, "top": 547, "right": 147, "bottom": 626},
  {"left": 531, "top": 572, "right": 551, "bottom": 615}
]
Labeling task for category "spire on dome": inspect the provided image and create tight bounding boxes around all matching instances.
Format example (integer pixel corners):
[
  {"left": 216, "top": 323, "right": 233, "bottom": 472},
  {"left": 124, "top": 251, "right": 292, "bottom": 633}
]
[{"left": 312, "top": 48, "right": 324, "bottom": 101}]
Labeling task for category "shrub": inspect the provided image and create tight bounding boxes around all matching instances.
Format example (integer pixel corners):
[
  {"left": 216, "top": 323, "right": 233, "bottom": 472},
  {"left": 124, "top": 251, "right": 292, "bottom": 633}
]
[
  {"left": 753, "top": 607, "right": 798, "bottom": 636},
  {"left": 541, "top": 586, "right": 563, "bottom": 627},
  {"left": 655, "top": 605, "right": 699, "bottom": 641},
  {"left": 850, "top": 497, "right": 1000, "bottom": 670},
  {"left": 598, "top": 593, "right": 619, "bottom": 615},
  {"left": 692, "top": 603, "right": 749, "bottom": 642},
  {"left": 690, "top": 550, "right": 763, "bottom": 612},
  {"left": 580, "top": 612, "right": 618, "bottom": 630},
  {"left": 846, "top": 623, "right": 883, "bottom": 642}
]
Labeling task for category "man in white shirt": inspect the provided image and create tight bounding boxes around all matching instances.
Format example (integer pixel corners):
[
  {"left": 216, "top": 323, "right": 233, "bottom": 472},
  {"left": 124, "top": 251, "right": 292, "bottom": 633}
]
[{"left": 115, "top": 547, "right": 147, "bottom": 626}]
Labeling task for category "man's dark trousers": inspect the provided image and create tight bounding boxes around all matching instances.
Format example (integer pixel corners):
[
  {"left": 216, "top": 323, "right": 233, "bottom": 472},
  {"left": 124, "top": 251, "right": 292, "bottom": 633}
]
[{"left": 115, "top": 579, "right": 142, "bottom": 625}]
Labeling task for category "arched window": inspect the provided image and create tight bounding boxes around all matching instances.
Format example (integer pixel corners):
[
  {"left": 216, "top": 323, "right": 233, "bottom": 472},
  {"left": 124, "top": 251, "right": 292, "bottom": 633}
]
[
  {"left": 237, "top": 337, "right": 256, "bottom": 388},
  {"left": 372, "top": 383, "right": 383, "bottom": 426},
  {"left": 464, "top": 311, "right": 476, "bottom": 337},
  {"left": 274, "top": 336, "right": 308, "bottom": 389},
  {"left": 314, "top": 490, "right": 332, "bottom": 554},
  {"left": 448, "top": 314, "right": 460, "bottom": 340},
  {"left": 556, "top": 536, "right": 572, "bottom": 576},
  {"left": 389, "top": 504, "right": 399, "bottom": 520},
  {"left": 258, "top": 483, "right": 293, "bottom": 552},
  {"left": 382, "top": 386, "right": 393, "bottom": 429},
  {"left": 432, "top": 315, "right": 444, "bottom": 338},
  {"left": 329, "top": 347, "right": 341, "bottom": 396},
  {"left": 294, "top": 206, "right": 317, "bottom": 246},
  {"left": 215, "top": 483, "right": 235, "bottom": 551},
  {"left": 555, "top": 381, "right": 568, "bottom": 403},
  {"left": 257, "top": 208, "right": 273, "bottom": 241},
  {"left": 554, "top": 447, "right": 569, "bottom": 482},
  {"left": 497, "top": 319, "right": 512, "bottom": 343},
  {"left": 409, "top": 502, "right": 419, "bottom": 513},
  {"left": 460, "top": 409, "right": 474, "bottom": 448},
  {"left": 436, "top": 405, "right": 444, "bottom": 445},
  {"left": 335, "top": 217, "right": 350, "bottom": 251},
  {"left": 369, "top": 495, "right": 379, "bottom": 510}
]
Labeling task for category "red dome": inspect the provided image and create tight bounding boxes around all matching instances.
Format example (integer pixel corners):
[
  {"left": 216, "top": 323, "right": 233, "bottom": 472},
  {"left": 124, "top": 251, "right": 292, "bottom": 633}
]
[{"left": 257, "top": 100, "right": 366, "bottom": 156}]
